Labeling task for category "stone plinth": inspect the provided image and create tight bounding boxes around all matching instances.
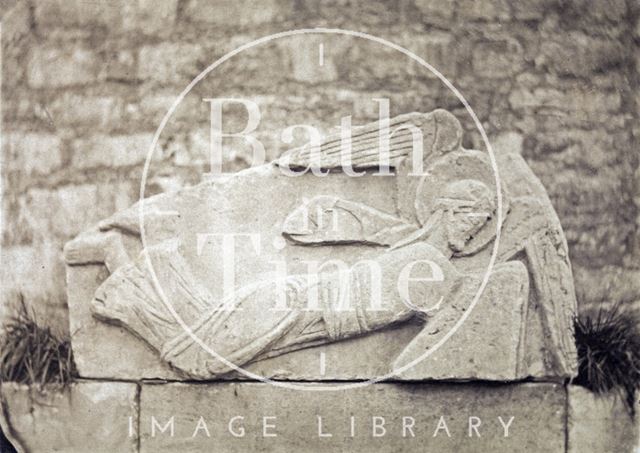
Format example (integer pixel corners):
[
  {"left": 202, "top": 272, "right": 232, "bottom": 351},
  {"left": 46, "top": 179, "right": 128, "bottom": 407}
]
[
  {"left": 3, "top": 382, "right": 636, "bottom": 452},
  {"left": 0, "top": 381, "right": 138, "bottom": 453},
  {"left": 568, "top": 386, "right": 639, "bottom": 453},
  {"left": 138, "top": 382, "right": 566, "bottom": 453}
]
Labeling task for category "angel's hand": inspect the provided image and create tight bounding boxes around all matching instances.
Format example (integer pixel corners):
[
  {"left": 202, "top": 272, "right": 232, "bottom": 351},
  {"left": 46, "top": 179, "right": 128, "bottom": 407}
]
[
  {"left": 282, "top": 195, "right": 419, "bottom": 246},
  {"left": 64, "top": 230, "right": 131, "bottom": 272},
  {"left": 98, "top": 199, "right": 180, "bottom": 239}
]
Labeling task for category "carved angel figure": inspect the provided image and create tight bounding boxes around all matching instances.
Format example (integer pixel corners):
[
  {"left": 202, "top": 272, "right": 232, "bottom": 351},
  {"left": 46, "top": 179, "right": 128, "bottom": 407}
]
[{"left": 64, "top": 110, "right": 577, "bottom": 379}]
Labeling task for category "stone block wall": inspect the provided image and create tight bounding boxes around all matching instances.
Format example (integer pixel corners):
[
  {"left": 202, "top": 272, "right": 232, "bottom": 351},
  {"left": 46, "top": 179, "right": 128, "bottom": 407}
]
[{"left": 1, "top": 0, "right": 639, "bottom": 332}]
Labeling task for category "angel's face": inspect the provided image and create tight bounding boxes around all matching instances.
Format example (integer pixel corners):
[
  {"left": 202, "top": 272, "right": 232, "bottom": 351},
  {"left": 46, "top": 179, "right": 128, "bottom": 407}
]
[
  {"left": 444, "top": 208, "right": 491, "bottom": 252},
  {"left": 434, "top": 179, "right": 494, "bottom": 253}
]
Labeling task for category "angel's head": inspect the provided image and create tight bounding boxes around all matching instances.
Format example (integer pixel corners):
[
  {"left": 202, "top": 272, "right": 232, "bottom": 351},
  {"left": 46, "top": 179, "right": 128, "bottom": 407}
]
[{"left": 430, "top": 179, "right": 495, "bottom": 253}]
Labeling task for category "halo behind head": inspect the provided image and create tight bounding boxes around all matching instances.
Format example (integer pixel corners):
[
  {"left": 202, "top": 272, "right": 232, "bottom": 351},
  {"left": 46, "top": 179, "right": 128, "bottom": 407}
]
[{"left": 415, "top": 150, "right": 508, "bottom": 256}]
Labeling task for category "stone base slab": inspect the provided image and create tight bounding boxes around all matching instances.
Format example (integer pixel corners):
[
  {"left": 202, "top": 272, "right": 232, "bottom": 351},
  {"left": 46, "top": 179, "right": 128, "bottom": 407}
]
[
  {"left": 139, "top": 382, "right": 565, "bottom": 452},
  {"left": 3, "top": 381, "right": 637, "bottom": 452},
  {"left": 567, "top": 386, "right": 639, "bottom": 453},
  {"left": 0, "top": 381, "right": 137, "bottom": 453}
]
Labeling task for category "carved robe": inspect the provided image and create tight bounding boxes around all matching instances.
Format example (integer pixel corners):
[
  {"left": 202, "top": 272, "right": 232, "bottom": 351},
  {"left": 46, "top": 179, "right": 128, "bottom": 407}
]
[{"left": 92, "top": 240, "right": 515, "bottom": 379}]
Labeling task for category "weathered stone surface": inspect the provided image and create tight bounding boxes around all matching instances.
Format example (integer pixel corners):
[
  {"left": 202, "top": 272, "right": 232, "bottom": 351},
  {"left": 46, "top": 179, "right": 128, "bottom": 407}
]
[
  {"left": 122, "top": 0, "right": 179, "bottom": 35},
  {"left": 64, "top": 109, "right": 578, "bottom": 382},
  {"left": 492, "top": 131, "right": 524, "bottom": 157},
  {"left": 535, "top": 32, "right": 626, "bottom": 78},
  {"left": 34, "top": 0, "right": 178, "bottom": 35},
  {"left": 137, "top": 43, "right": 205, "bottom": 84},
  {"left": 27, "top": 45, "right": 103, "bottom": 89},
  {"left": 457, "top": 0, "right": 510, "bottom": 21},
  {"left": 414, "top": 0, "right": 455, "bottom": 25},
  {"left": 0, "top": 382, "right": 137, "bottom": 453},
  {"left": 180, "top": 0, "right": 283, "bottom": 27},
  {"left": 34, "top": 0, "right": 124, "bottom": 29},
  {"left": 567, "top": 386, "right": 639, "bottom": 453},
  {"left": 284, "top": 35, "right": 340, "bottom": 84},
  {"left": 139, "top": 382, "right": 566, "bottom": 453},
  {"left": 23, "top": 184, "right": 102, "bottom": 238},
  {"left": 508, "top": 86, "right": 621, "bottom": 113},
  {"left": 2, "top": 132, "right": 63, "bottom": 175},
  {"left": 0, "top": 0, "right": 31, "bottom": 45},
  {"left": 573, "top": 266, "right": 640, "bottom": 308},
  {"left": 71, "top": 133, "right": 155, "bottom": 169},
  {"left": 471, "top": 38, "right": 525, "bottom": 78},
  {"left": 47, "top": 93, "right": 123, "bottom": 129}
]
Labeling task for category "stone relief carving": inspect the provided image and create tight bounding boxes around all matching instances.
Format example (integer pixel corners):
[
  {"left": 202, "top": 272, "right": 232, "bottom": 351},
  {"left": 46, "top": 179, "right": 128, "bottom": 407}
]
[{"left": 64, "top": 109, "right": 578, "bottom": 380}]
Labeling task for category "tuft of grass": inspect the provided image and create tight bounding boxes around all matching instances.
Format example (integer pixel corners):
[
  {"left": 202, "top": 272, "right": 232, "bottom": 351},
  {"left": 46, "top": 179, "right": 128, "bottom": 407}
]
[
  {"left": 574, "top": 303, "right": 640, "bottom": 416},
  {"left": 0, "top": 295, "right": 75, "bottom": 387}
]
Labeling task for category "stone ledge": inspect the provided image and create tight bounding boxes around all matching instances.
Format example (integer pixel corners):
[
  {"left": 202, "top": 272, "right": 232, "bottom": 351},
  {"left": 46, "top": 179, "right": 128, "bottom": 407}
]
[
  {"left": 139, "top": 382, "right": 565, "bottom": 453},
  {"left": 0, "top": 381, "right": 138, "bottom": 453},
  {"left": 567, "top": 386, "right": 639, "bottom": 453},
  {"left": 3, "top": 381, "right": 637, "bottom": 452}
]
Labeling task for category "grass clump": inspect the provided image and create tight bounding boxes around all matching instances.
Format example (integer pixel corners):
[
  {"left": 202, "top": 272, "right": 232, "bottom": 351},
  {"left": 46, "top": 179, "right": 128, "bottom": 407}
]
[
  {"left": 0, "top": 295, "right": 75, "bottom": 387},
  {"left": 574, "top": 303, "right": 640, "bottom": 415}
]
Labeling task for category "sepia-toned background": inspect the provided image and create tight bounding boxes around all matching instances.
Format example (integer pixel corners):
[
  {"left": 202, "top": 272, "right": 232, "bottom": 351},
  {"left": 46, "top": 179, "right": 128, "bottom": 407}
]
[{"left": 1, "top": 0, "right": 639, "bottom": 334}]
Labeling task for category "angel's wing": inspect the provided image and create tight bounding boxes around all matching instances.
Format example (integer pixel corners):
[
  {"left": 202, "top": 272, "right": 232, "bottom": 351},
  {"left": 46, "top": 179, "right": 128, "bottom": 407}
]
[{"left": 276, "top": 109, "right": 462, "bottom": 170}]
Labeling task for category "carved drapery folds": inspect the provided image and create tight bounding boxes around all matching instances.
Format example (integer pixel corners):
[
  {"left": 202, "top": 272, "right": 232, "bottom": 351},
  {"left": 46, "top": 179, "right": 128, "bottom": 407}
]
[{"left": 64, "top": 109, "right": 578, "bottom": 381}]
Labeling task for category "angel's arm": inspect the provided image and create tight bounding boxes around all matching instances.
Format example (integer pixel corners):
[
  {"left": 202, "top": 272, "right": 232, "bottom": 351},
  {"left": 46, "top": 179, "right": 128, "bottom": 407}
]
[
  {"left": 282, "top": 195, "right": 419, "bottom": 246},
  {"left": 64, "top": 196, "right": 180, "bottom": 273}
]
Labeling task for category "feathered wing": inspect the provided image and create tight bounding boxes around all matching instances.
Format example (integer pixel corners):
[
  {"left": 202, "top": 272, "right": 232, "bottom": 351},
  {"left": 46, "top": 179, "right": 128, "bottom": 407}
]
[{"left": 276, "top": 109, "right": 463, "bottom": 170}]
